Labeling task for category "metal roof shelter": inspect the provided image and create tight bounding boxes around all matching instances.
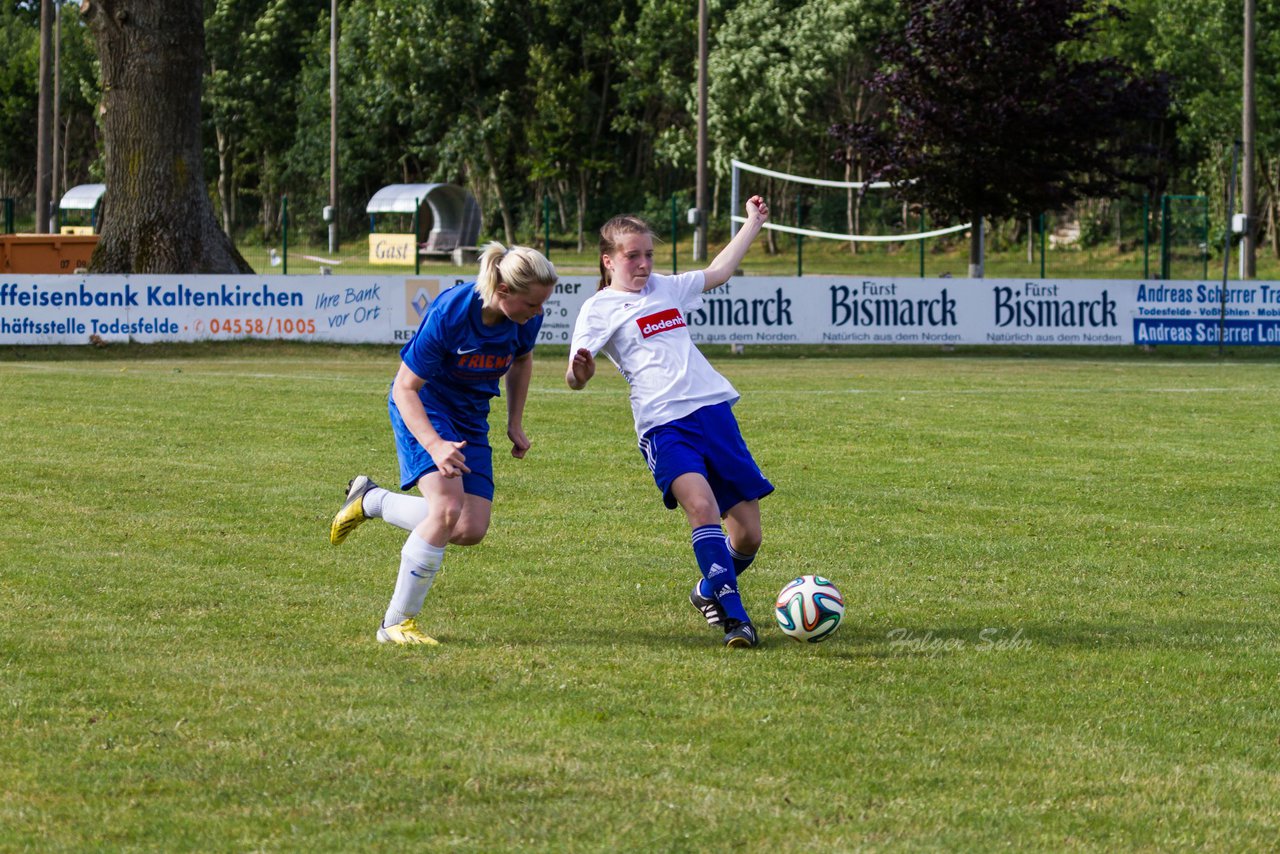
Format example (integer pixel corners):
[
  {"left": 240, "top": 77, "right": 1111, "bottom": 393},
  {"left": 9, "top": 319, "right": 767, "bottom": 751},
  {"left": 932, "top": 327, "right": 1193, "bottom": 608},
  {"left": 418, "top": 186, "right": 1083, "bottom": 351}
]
[
  {"left": 59, "top": 184, "right": 106, "bottom": 211},
  {"left": 58, "top": 184, "right": 107, "bottom": 233},
  {"left": 365, "top": 183, "right": 481, "bottom": 253}
]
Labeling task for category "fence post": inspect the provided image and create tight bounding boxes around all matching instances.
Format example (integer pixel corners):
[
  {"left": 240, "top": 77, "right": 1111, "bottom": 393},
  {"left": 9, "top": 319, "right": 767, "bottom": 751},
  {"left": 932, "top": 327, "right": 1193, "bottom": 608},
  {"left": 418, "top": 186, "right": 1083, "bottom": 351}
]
[
  {"left": 796, "top": 194, "right": 803, "bottom": 277},
  {"left": 1160, "top": 194, "right": 1170, "bottom": 280},
  {"left": 919, "top": 209, "right": 925, "bottom": 278},
  {"left": 282, "top": 195, "right": 289, "bottom": 276},
  {"left": 1143, "top": 195, "right": 1149, "bottom": 279},
  {"left": 670, "top": 195, "right": 678, "bottom": 274},
  {"left": 2, "top": 198, "right": 12, "bottom": 233},
  {"left": 1034, "top": 212, "right": 1044, "bottom": 279},
  {"left": 1201, "top": 194, "right": 1209, "bottom": 281},
  {"left": 414, "top": 198, "right": 421, "bottom": 275}
]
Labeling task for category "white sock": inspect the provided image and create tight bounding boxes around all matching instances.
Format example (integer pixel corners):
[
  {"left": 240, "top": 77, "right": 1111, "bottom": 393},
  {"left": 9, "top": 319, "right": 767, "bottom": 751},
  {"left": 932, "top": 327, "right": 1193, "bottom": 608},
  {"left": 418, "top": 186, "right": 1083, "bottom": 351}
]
[
  {"left": 365, "top": 487, "right": 429, "bottom": 532},
  {"left": 382, "top": 533, "right": 445, "bottom": 627}
]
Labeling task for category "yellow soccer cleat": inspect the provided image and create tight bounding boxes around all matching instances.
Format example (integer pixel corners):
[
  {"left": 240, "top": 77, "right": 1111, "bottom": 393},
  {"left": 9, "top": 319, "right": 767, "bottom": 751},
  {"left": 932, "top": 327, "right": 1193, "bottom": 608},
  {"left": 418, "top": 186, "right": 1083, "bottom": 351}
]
[
  {"left": 376, "top": 618, "right": 440, "bottom": 646},
  {"left": 330, "top": 475, "right": 376, "bottom": 545}
]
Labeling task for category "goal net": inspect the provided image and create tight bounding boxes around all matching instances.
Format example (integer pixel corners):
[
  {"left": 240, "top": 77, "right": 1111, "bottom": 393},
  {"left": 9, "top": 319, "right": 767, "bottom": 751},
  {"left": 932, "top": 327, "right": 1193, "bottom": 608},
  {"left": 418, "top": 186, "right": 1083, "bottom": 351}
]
[{"left": 729, "top": 159, "right": 970, "bottom": 247}]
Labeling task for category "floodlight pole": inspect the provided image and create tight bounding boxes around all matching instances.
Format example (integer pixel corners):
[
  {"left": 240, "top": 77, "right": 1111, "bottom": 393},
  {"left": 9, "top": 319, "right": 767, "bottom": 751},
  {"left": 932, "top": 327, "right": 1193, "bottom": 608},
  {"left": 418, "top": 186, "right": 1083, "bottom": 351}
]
[
  {"left": 1220, "top": 141, "right": 1240, "bottom": 358},
  {"left": 1241, "top": 0, "right": 1256, "bottom": 278},
  {"left": 328, "top": 0, "right": 339, "bottom": 254},
  {"left": 35, "top": 0, "right": 53, "bottom": 234},
  {"left": 693, "top": 0, "right": 708, "bottom": 262},
  {"left": 52, "top": 0, "right": 61, "bottom": 228}
]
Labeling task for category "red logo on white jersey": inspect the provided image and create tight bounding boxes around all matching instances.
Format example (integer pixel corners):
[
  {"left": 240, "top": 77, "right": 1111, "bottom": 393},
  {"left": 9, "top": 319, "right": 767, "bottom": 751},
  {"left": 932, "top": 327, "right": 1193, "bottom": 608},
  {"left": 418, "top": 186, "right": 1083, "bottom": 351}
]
[{"left": 637, "top": 308, "right": 686, "bottom": 338}]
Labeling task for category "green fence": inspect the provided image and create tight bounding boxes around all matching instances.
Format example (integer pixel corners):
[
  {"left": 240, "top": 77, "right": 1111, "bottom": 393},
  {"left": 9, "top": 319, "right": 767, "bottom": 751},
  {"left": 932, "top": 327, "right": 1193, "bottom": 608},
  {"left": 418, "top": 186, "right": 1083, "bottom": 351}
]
[
  {"left": 1159, "top": 194, "right": 1209, "bottom": 281},
  {"left": 0, "top": 191, "right": 1253, "bottom": 280}
]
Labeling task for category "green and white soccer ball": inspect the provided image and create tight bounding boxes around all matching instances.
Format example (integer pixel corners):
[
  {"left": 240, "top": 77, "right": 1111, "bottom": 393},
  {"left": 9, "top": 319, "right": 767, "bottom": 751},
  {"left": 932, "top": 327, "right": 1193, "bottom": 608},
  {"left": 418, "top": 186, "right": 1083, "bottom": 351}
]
[{"left": 774, "top": 575, "right": 844, "bottom": 643}]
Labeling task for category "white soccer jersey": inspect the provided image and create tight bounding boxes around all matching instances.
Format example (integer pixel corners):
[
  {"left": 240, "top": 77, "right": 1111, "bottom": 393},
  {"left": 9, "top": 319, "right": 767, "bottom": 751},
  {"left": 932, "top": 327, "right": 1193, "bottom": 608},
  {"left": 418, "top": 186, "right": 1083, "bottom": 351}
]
[{"left": 571, "top": 270, "right": 739, "bottom": 437}]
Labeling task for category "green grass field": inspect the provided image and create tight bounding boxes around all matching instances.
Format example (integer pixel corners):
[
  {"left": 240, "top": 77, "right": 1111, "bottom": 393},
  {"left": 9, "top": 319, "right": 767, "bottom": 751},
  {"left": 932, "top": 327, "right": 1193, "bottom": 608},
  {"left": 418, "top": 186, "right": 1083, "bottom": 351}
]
[{"left": 3, "top": 343, "right": 1279, "bottom": 851}]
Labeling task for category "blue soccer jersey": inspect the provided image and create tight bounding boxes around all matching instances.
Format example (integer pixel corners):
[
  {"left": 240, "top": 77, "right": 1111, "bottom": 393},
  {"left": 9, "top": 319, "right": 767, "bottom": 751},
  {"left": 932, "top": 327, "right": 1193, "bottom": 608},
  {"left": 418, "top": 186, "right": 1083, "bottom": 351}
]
[{"left": 396, "top": 282, "right": 543, "bottom": 438}]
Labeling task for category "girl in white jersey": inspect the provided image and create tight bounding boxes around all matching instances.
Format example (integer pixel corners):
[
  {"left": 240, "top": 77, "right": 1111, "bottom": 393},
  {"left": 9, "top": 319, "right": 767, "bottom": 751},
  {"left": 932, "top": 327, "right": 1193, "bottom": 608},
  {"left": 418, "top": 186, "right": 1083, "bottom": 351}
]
[{"left": 566, "top": 196, "right": 772, "bottom": 648}]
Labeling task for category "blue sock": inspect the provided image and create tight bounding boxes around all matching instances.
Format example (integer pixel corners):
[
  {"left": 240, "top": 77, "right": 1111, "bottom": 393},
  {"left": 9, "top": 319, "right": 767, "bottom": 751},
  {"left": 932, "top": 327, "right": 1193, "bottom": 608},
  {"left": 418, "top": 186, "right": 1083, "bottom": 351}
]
[
  {"left": 699, "top": 537, "right": 756, "bottom": 599},
  {"left": 691, "top": 524, "right": 749, "bottom": 623}
]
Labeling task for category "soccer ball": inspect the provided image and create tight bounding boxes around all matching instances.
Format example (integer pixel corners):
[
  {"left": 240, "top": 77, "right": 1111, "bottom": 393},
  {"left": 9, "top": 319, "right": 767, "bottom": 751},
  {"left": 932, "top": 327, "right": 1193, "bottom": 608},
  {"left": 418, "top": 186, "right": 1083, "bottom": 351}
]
[{"left": 774, "top": 575, "right": 844, "bottom": 643}]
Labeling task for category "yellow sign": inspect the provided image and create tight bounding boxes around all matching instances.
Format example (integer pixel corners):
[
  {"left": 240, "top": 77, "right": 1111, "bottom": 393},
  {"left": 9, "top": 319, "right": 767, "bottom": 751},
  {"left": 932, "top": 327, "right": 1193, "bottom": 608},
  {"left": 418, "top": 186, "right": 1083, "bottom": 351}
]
[
  {"left": 369, "top": 233, "right": 417, "bottom": 265},
  {"left": 60, "top": 226, "right": 95, "bottom": 236}
]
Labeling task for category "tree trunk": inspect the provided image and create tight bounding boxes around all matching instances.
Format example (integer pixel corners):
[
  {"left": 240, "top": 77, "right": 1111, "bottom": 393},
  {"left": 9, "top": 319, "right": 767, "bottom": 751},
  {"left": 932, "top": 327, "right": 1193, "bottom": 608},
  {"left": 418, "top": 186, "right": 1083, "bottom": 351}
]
[
  {"left": 471, "top": 113, "right": 514, "bottom": 246},
  {"left": 60, "top": 113, "right": 74, "bottom": 200},
  {"left": 82, "top": 0, "right": 250, "bottom": 273},
  {"left": 259, "top": 152, "right": 276, "bottom": 243},
  {"left": 1259, "top": 157, "right": 1280, "bottom": 259},
  {"left": 845, "top": 154, "right": 860, "bottom": 255},
  {"left": 765, "top": 178, "right": 778, "bottom": 255},
  {"left": 216, "top": 125, "right": 233, "bottom": 236},
  {"left": 555, "top": 181, "right": 568, "bottom": 230},
  {"left": 575, "top": 168, "right": 587, "bottom": 254}
]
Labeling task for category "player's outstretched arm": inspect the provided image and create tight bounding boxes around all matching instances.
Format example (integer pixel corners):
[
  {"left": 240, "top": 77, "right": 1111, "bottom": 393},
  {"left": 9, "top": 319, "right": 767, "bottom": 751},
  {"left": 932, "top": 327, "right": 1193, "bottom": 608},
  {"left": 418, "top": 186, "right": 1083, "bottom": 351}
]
[
  {"left": 566, "top": 347, "right": 596, "bottom": 390},
  {"left": 702, "top": 195, "right": 770, "bottom": 291}
]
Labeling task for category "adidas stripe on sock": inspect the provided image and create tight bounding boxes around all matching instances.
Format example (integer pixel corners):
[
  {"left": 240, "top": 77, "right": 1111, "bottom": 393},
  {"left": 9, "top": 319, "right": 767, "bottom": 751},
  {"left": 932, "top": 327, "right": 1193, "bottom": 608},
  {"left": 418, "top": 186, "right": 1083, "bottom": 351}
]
[
  {"left": 691, "top": 524, "right": 749, "bottom": 623},
  {"left": 699, "top": 536, "right": 756, "bottom": 600}
]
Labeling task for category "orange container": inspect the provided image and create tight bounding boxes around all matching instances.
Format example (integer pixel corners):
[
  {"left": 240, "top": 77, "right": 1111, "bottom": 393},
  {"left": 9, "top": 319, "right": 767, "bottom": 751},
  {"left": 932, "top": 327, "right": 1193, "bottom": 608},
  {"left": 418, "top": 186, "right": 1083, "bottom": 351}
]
[{"left": 0, "top": 234, "right": 99, "bottom": 274}]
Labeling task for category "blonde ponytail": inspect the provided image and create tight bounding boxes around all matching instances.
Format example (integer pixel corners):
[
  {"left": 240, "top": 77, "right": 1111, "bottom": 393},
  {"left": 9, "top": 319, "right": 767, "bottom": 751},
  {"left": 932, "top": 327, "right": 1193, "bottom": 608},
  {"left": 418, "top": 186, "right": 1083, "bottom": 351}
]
[{"left": 474, "top": 242, "right": 557, "bottom": 307}]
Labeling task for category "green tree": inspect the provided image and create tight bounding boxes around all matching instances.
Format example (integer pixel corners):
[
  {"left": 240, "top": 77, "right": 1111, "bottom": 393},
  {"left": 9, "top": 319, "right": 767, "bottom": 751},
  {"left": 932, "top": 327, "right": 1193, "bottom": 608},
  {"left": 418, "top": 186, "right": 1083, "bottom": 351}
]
[
  {"left": 54, "top": 5, "right": 101, "bottom": 197},
  {"left": 709, "top": 0, "right": 896, "bottom": 251},
  {"left": 1099, "top": 0, "right": 1280, "bottom": 257},
  {"left": 522, "top": 0, "right": 621, "bottom": 250},
  {"left": 0, "top": 3, "right": 39, "bottom": 199},
  {"left": 838, "top": 0, "right": 1169, "bottom": 276},
  {"left": 609, "top": 0, "right": 698, "bottom": 199},
  {"left": 206, "top": 0, "right": 323, "bottom": 241},
  {"left": 359, "top": 0, "right": 534, "bottom": 245}
]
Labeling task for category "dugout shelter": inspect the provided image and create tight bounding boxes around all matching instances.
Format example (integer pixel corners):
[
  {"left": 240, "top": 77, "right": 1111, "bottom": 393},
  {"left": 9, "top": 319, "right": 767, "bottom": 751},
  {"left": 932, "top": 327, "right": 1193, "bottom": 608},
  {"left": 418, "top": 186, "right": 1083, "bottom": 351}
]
[
  {"left": 366, "top": 183, "right": 482, "bottom": 266},
  {"left": 58, "top": 183, "right": 106, "bottom": 235}
]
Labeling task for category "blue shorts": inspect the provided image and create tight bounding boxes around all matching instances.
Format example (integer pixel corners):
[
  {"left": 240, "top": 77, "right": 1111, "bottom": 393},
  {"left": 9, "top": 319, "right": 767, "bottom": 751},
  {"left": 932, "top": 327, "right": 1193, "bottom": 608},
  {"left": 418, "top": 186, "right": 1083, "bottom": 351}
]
[
  {"left": 638, "top": 401, "right": 773, "bottom": 513},
  {"left": 389, "top": 397, "right": 495, "bottom": 500}
]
